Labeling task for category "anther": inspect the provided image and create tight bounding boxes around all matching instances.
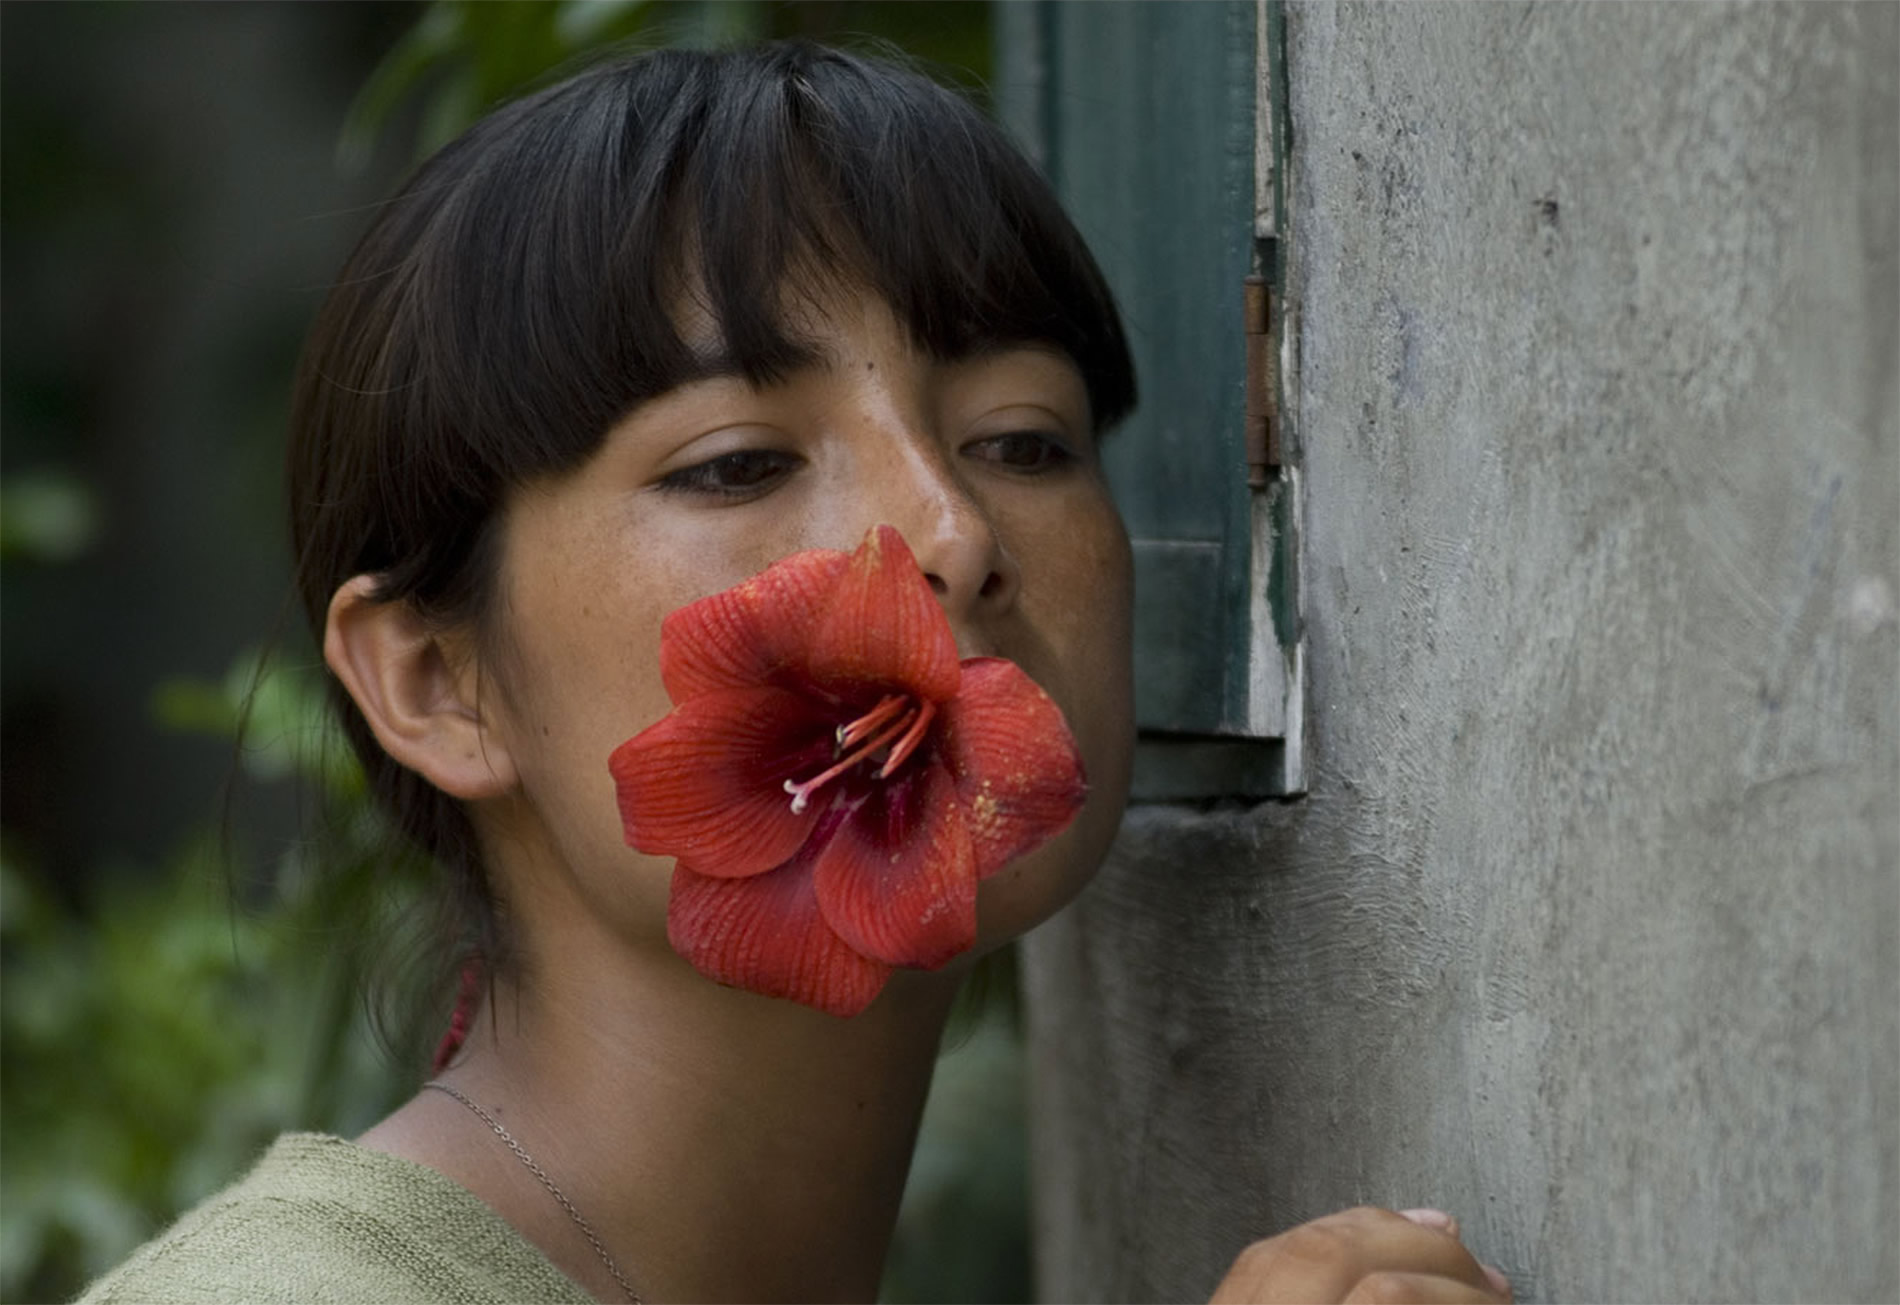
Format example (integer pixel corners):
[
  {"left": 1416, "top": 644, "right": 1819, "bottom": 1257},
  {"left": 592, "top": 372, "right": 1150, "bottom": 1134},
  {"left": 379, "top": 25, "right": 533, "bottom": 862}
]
[
  {"left": 837, "top": 695, "right": 906, "bottom": 749},
  {"left": 877, "top": 701, "right": 937, "bottom": 779}
]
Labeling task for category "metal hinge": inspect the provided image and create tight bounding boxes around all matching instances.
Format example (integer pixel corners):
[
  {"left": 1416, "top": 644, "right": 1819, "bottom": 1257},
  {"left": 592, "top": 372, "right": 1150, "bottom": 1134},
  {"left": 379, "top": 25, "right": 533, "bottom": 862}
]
[{"left": 1244, "top": 273, "right": 1279, "bottom": 486}]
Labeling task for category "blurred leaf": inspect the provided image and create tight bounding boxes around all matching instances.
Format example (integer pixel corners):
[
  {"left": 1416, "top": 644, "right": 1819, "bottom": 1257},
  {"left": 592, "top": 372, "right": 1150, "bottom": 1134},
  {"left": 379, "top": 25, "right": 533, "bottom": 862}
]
[
  {"left": 152, "top": 651, "right": 362, "bottom": 794},
  {"left": 556, "top": 0, "right": 652, "bottom": 45},
  {"left": 149, "top": 679, "right": 240, "bottom": 739},
  {"left": 335, "top": 0, "right": 724, "bottom": 171},
  {"left": 882, "top": 1005, "right": 1031, "bottom": 1304},
  {"left": 677, "top": 0, "right": 765, "bottom": 47},
  {"left": 0, "top": 845, "right": 52, "bottom": 940},
  {"left": 335, "top": 2, "right": 466, "bottom": 175},
  {"left": 0, "top": 469, "right": 99, "bottom": 563}
]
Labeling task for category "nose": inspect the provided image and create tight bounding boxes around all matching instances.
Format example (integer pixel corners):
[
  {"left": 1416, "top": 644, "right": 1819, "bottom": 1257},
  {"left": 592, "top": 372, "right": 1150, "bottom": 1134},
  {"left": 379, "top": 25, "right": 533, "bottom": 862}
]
[{"left": 859, "top": 441, "right": 1020, "bottom": 633}]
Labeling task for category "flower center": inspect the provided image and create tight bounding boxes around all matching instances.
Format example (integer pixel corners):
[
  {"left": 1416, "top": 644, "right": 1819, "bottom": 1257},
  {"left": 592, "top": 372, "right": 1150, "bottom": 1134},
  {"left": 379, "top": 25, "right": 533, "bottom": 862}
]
[{"left": 783, "top": 693, "right": 938, "bottom": 814}]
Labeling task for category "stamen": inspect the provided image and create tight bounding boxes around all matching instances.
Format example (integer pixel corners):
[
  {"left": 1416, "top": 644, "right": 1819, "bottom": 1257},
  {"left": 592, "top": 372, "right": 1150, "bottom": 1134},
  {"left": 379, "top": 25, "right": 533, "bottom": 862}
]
[
  {"left": 784, "top": 704, "right": 921, "bottom": 813},
  {"left": 877, "top": 701, "right": 938, "bottom": 779},
  {"left": 837, "top": 694, "right": 907, "bottom": 749}
]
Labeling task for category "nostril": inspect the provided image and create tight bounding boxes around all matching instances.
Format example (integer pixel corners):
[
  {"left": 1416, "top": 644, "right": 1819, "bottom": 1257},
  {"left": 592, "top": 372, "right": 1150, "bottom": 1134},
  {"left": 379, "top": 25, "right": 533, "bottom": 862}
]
[{"left": 928, "top": 571, "right": 1004, "bottom": 600}]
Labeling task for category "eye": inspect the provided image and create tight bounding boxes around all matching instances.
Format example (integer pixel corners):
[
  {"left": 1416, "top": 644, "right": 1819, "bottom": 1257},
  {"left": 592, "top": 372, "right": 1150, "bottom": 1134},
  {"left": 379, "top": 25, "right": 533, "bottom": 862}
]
[
  {"left": 657, "top": 449, "right": 801, "bottom": 499},
  {"left": 964, "top": 430, "right": 1078, "bottom": 474}
]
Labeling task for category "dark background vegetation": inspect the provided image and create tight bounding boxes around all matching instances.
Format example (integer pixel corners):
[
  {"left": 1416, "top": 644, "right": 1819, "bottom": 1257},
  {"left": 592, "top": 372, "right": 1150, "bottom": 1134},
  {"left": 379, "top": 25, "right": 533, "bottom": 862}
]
[{"left": 0, "top": 4, "right": 1023, "bottom": 1301}]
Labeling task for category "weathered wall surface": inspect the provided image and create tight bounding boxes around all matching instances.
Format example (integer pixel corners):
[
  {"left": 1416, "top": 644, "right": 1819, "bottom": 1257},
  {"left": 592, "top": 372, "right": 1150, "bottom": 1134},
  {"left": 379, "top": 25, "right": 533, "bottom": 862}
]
[{"left": 1024, "top": 4, "right": 1898, "bottom": 1301}]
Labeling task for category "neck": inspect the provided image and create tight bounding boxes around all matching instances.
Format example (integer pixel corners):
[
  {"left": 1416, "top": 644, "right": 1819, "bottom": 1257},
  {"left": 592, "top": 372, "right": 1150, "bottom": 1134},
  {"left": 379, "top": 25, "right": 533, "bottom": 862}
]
[{"left": 365, "top": 937, "right": 961, "bottom": 1304}]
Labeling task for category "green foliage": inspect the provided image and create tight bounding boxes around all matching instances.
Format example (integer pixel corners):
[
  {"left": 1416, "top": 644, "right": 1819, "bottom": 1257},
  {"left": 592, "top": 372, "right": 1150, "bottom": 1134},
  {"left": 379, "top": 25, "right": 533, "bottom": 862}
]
[
  {"left": 1, "top": 8, "right": 1024, "bottom": 1301},
  {"left": 0, "top": 658, "right": 421, "bottom": 1304},
  {"left": 337, "top": 0, "right": 770, "bottom": 171},
  {"left": 337, "top": 0, "right": 992, "bottom": 172},
  {"left": 152, "top": 651, "right": 364, "bottom": 795},
  {"left": 0, "top": 469, "right": 99, "bottom": 564},
  {"left": 883, "top": 1007, "right": 1032, "bottom": 1304}
]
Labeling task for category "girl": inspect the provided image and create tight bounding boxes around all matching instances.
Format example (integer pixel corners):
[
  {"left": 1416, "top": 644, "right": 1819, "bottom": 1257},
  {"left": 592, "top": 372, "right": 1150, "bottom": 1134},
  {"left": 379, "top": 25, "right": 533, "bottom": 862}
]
[{"left": 84, "top": 42, "right": 1508, "bottom": 1304}]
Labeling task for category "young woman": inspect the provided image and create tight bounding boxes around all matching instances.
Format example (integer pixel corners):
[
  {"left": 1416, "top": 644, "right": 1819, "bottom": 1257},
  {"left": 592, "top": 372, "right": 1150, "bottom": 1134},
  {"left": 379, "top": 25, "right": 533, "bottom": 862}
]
[{"left": 83, "top": 42, "right": 1509, "bottom": 1305}]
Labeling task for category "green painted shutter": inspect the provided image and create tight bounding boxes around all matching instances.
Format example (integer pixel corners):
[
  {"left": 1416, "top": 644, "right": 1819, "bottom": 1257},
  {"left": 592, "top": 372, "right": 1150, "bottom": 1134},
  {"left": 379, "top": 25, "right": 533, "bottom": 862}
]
[{"left": 996, "top": 0, "right": 1302, "bottom": 795}]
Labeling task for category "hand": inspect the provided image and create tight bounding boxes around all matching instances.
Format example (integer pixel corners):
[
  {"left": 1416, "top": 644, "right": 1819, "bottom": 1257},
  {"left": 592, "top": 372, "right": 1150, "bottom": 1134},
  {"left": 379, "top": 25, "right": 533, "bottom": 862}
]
[{"left": 1209, "top": 1206, "right": 1513, "bottom": 1304}]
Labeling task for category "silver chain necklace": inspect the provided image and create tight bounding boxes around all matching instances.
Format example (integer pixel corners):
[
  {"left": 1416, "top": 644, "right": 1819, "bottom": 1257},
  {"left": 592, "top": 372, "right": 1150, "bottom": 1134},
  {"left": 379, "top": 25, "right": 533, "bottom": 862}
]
[{"left": 423, "top": 1080, "right": 642, "bottom": 1303}]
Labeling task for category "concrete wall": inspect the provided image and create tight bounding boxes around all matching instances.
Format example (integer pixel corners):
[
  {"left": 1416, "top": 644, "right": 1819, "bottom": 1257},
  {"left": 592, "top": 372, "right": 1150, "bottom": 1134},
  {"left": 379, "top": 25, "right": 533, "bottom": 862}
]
[{"left": 1024, "top": 4, "right": 1898, "bottom": 1301}]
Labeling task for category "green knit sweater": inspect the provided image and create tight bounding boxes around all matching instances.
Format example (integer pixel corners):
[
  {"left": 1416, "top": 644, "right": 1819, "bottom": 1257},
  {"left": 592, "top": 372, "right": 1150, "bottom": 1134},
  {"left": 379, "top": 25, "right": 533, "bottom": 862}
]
[{"left": 78, "top": 1133, "right": 593, "bottom": 1304}]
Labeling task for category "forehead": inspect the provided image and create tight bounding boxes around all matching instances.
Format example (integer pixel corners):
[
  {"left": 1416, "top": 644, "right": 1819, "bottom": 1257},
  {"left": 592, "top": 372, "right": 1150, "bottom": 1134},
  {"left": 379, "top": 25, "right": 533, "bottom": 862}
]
[{"left": 667, "top": 268, "right": 1083, "bottom": 397}]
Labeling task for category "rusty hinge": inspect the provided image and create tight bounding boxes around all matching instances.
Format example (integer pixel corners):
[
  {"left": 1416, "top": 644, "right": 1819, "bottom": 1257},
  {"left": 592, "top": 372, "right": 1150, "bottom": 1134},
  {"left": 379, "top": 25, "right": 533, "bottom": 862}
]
[{"left": 1244, "top": 274, "right": 1279, "bottom": 487}]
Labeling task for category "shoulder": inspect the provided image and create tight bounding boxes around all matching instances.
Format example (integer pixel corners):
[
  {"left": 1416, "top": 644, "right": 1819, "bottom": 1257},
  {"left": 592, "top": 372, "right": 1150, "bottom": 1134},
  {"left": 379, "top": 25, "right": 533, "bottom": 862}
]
[{"left": 77, "top": 1133, "right": 591, "bottom": 1305}]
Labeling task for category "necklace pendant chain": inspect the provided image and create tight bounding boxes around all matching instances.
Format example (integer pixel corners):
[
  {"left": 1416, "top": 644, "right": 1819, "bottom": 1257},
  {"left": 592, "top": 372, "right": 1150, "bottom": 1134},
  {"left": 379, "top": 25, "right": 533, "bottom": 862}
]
[{"left": 423, "top": 1080, "right": 642, "bottom": 1303}]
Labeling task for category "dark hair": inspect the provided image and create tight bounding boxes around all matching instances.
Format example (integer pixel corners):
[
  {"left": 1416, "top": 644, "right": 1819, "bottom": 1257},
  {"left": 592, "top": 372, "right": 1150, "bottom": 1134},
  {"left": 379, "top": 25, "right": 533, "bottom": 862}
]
[{"left": 286, "top": 41, "right": 1136, "bottom": 1009}]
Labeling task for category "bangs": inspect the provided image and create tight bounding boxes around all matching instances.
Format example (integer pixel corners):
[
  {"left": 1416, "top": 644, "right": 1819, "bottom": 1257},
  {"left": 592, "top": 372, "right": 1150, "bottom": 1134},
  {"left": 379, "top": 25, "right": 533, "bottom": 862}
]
[
  {"left": 668, "top": 46, "right": 1136, "bottom": 419},
  {"left": 404, "top": 42, "right": 1130, "bottom": 471},
  {"left": 292, "top": 42, "right": 1133, "bottom": 613}
]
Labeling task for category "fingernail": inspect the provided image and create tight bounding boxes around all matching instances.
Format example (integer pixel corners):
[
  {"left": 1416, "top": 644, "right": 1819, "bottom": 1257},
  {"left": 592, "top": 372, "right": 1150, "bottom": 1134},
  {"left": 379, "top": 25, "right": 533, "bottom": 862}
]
[
  {"left": 1481, "top": 1262, "right": 1512, "bottom": 1297},
  {"left": 1397, "top": 1207, "right": 1457, "bottom": 1235}
]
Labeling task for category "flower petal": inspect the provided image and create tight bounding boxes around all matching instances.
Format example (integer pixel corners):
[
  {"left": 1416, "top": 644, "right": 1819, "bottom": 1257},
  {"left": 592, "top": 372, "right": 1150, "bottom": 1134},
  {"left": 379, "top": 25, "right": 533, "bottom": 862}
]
[
  {"left": 937, "top": 658, "right": 1088, "bottom": 879},
  {"left": 668, "top": 860, "right": 892, "bottom": 1017},
  {"left": 609, "top": 685, "right": 833, "bottom": 878},
  {"left": 659, "top": 548, "right": 852, "bottom": 702},
  {"left": 813, "top": 763, "right": 977, "bottom": 969},
  {"left": 808, "top": 525, "right": 961, "bottom": 703}
]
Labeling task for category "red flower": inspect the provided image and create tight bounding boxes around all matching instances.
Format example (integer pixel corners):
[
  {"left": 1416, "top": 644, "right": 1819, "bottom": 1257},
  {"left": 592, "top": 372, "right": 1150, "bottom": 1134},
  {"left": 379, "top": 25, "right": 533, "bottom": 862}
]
[{"left": 609, "top": 525, "right": 1086, "bottom": 1017}]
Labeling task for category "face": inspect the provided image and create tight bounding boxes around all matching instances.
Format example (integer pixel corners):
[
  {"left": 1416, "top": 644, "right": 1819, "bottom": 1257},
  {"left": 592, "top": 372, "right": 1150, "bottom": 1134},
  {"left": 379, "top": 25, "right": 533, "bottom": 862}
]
[{"left": 473, "top": 287, "right": 1133, "bottom": 985}]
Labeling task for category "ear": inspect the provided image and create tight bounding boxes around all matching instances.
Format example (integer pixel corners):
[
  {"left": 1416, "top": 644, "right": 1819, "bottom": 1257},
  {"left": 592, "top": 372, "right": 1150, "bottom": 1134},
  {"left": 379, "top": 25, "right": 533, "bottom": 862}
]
[{"left": 323, "top": 575, "right": 518, "bottom": 801}]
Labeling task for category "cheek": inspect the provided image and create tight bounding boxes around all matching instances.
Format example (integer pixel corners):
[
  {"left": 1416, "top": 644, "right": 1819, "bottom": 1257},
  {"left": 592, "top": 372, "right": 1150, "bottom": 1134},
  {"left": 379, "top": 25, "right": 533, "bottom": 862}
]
[
  {"left": 1030, "top": 490, "right": 1135, "bottom": 791},
  {"left": 483, "top": 586, "right": 685, "bottom": 954},
  {"left": 975, "top": 495, "right": 1134, "bottom": 945},
  {"left": 495, "top": 509, "right": 710, "bottom": 749},
  {"left": 503, "top": 591, "right": 670, "bottom": 770},
  {"left": 487, "top": 534, "right": 684, "bottom": 842}
]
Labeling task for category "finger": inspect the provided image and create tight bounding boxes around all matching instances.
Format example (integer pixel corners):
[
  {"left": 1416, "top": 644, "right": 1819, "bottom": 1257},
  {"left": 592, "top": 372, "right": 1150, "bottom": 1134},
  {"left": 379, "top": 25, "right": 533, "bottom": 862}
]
[
  {"left": 1343, "top": 1269, "right": 1509, "bottom": 1304},
  {"left": 1398, "top": 1206, "right": 1511, "bottom": 1296},
  {"left": 1398, "top": 1208, "right": 1460, "bottom": 1239},
  {"left": 1326, "top": 1207, "right": 1497, "bottom": 1290},
  {"left": 1394, "top": 1211, "right": 1513, "bottom": 1298},
  {"left": 1212, "top": 1207, "right": 1500, "bottom": 1304}
]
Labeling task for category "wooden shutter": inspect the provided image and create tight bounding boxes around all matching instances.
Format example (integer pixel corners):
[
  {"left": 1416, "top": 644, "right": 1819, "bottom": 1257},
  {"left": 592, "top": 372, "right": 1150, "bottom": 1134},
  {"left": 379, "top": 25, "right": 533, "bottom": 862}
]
[{"left": 996, "top": 0, "right": 1303, "bottom": 796}]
